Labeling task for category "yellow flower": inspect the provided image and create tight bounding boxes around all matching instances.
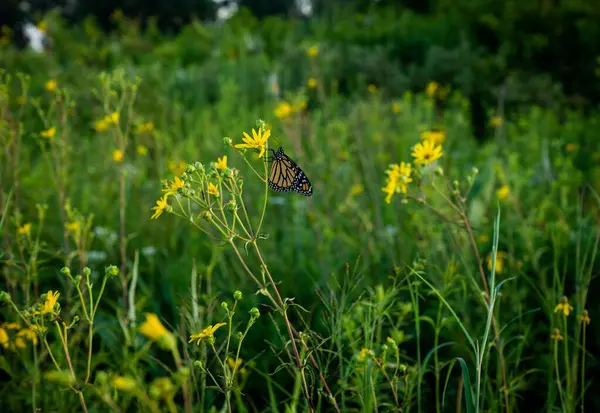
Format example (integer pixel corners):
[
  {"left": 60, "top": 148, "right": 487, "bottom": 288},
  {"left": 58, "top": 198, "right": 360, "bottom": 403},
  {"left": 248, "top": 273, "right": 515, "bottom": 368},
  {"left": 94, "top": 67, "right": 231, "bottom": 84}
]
[
  {"left": 168, "top": 160, "right": 187, "bottom": 176},
  {"left": 490, "top": 116, "right": 504, "bottom": 128},
  {"left": 17, "top": 222, "right": 32, "bottom": 236},
  {"left": 420, "top": 129, "right": 446, "bottom": 145},
  {"left": 350, "top": 184, "right": 364, "bottom": 196},
  {"left": 392, "top": 103, "right": 401, "bottom": 113},
  {"left": 382, "top": 162, "right": 412, "bottom": 204},
  {"left": 151, "top": 195, "right": 170, "bottom": 220},
  {"left": 164, "top": 176, "right": 185, "bottom": 196},
  {"left": 425, "top": 81, "right": 438, "bottom": 98},
  {"left": 0, "top": 327, "right": 8, "bottom": 348},
  {"left": 367, "top": 84, "right": 377, "bottom": 93},
  {"left": 550, "top": 328, "right": 564, "bottom": 341},
  {"left": 112, "top": 149, "right": 124, "bottom": 163},
  {"left": 566, "top": 143, "right": 577, "bottom": 152},
  {"left": 188, "top": 323, "right": 227, "bottom": 345},
  {"left": 306, "top": 45, "right": 319, "bottom": 58},
  {"left": 17, "top": 328, "right": 38, "bottom": 346},
  {"left": 412, "top": 140, "right": 443, "bottom": 166},
  {"left": 139, "top": 313, "right": 170, "bottom": 341},
  {"left": 37, "top": 21, "right": 48, "bottom": 32},
  {"left": 137, "top": 121, "right": 154, "bottom": 134},
  {"left": 216, "top": 156, "right": 228, "bottom": 171},
  {"left": 227, "top": 357, "right": 243, "bottom": 369},
  {"left": 45, "top": 79, "right": 57, "bottom": 93},
  {"left": 307, "top": 77, "right": 317, "bottom": 89},
  {"left": 137, "top": 145, "right": 148, "bottom": 156},
  {"left": 94, "top": 119, "right": 108, "bottom": 132},
  {"left": 578, "top": 310, "right": 591, "bottom": 325},
  {"left": 357, "top": 347, "right": 374, "bottom": 362},
  {"left": 554, "top": 296, "right": 574, "bottom": 317},
  {"left": 40, "top": 127, "right": 56, "bottom": 139},
  {"left": 16, "top": 96, "right": 26, "bottom": 105},
  {"left": 235, "top": 128, "right": 271, "bottom": 158},
  {"left": 66, "top": 221, "right": 80, "bottom": 234},
  {"left": 496, "top": 184, "right": 510, "bottom": 201},
  {"left": 208, "top": 182, "right": 219, "bottom": 197},
  {"left": 42, "top": 291, "right": 60, "bottom": 314},
  {"left": 274, "top": 101, "right": 292, "bottom": 120},
  {"left": 112, "top": 376, "right": 138, "bottom": 393},
  {"left": 486, "top": 251, "right": 507, "bottom": 274},
  {"left": 109, "top": 112, "right": 119, "bottom": 124}
]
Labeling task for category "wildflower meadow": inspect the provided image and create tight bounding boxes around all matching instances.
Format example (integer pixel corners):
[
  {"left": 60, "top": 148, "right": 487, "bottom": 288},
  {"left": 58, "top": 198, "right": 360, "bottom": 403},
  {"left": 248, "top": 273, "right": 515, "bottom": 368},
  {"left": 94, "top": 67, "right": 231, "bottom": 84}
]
[{"left": 1, "top": 4, "right": 599, "bottom": 413}]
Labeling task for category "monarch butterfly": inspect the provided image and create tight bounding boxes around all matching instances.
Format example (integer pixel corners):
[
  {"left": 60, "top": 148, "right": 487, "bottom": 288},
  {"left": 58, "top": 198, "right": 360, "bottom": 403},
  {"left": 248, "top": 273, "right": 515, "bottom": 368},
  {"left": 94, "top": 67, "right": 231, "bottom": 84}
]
[{"left": 267, "top": 147, "right": 313, "bottom": 196}]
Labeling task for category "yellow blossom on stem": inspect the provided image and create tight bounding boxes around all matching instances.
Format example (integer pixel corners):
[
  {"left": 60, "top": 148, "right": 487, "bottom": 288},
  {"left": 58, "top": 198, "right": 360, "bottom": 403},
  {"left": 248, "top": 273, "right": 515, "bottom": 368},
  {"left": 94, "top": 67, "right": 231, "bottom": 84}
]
[
  {"left": 274, "top": 102, "right": 292, "bottom": 120},
  {"left": 208, "top": 182, "right": 219, "bottom": 197},
  {"left": 109, "top": 112, "right": 119, "bottom": 124},
  {"left": 42, "top": 291, "right": 60, "bottom": 314},
  {"left": 307, "top": 77, "right": 317, "bottom": 89},
  {"left": 550, "top": 328, "right": 564, "bottom": 341},
  {"left": 151, "top": 195, "right": 170, "bottom": 220},
  {"left": 137, "top": 121, "right": 154, "bottom": 134},
  {"left": 17, "top": 328, "right": 38, "bottom": 346},
  {"left": 496, "top": 184, "right": 510, "bottom": 201},
  {"left": 486, "top": 251, "right": 507, "bottom": 273},
  {"left": 168, "top": 160, "right": 187, "bottom": 176},
  {"left": 45, "top": 79, "right": 57, "bottom": 93},
  {"left": 137, "top": 145, "right": 148, "bottom": 156},
  {"left": 420, "top": 129, "right": 446, "bottom": 145},
  {"left": 578, "top": 310, "right": 591, "bottom": 325},
  {"left": 163, "top": 176, "right": 184, "bottom": 196},
  {"left": 350, "top": 184, "right": 364, "bottom": 196},
  {"left": 188, "top": 323, "right": 227, "bottom": 345},
  {"left": 94, "top": 118, "right": 108, "bottom": 132},
  {"left": 112, "top": 376, "right": 138, "bottom": 393},
  {"left": 367, "top": 84, "right": 377, "bottom": 93},
  {"left": 66, "top": 221, "right": 80, "bottom": 234},
  {"left": 357, "top": 347, "right": 374, "bottom": 362},
  {"left": 227, "top": 357, "right": 243, "bottom": 369},
  {"left": 425, "top": 81, "right": 438, "bottom": 98},
  {"left": 235, "top": 128, "right": 271, "bottom": 158},
  {"left": 392, "top": 103, "right": 401, "bottom": 113},
  {"left": 382, "top": 162, "right": 412, "bottom": 204},
  {"left": 412, "top": 140, "right": 443, "bottom": 166},
  {"left": 490, "top": 116, "right": 504, "bottom": 128},
  {"left": 0, "top": 327, "right": 8, "bottom": 348},
  {"left": 17, "top": 223, "right": 32, "bottom": 236},
  {"left": 112, "top": 149, "right": 124, "bottom": 163},
  {"left": 306, "top": 45, "right": 319, "bottom": 57},
  {"left": 216, "top": 156, "right": 228, "bottom": 171},
  {"left": 139, "top": 314, "right": 176, "bottom": 351},
  {"left": 554, "top": 296, "right": 574, "bottom": 317},
  {"left": 40, "top": 127, "right": 56, "bottom": 139},
  {"left": 37, "top": 21, "right": 48, "bottom": 33}
]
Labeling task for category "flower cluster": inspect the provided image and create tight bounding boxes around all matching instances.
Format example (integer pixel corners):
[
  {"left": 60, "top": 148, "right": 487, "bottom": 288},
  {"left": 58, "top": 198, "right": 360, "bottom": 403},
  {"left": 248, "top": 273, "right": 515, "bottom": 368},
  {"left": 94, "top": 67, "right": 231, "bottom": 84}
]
[
  {"left": 382, "top": 162, "right": 413, "bottom": 204},
  {"left": 382, "top": 133, "right": 444, "bottom": 203},
  {"left": 94, "top": 112, "right": 120, "bottom": 132}
]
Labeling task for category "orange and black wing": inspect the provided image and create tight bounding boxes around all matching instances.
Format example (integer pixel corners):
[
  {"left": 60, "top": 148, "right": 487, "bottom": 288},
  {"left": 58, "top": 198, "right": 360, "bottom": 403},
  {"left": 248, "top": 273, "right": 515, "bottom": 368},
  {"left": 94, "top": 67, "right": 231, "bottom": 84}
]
[{"left": 268, "top": 151, "right": 313, "bottom": 196}]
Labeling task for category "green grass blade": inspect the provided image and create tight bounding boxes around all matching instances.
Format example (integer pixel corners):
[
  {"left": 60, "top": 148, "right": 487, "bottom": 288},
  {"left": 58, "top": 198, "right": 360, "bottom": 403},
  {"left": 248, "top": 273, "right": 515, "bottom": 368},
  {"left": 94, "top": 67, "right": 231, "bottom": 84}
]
[{"left": 457, "top": 357, "right": 476, "bottom": 413}]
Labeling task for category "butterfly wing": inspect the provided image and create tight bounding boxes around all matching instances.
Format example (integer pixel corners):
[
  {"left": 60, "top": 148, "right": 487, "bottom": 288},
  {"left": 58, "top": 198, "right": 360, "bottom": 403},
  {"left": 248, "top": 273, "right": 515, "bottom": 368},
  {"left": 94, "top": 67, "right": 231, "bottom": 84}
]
[{"left": 268, "top": 151, "right": 313, "bottom": 196}]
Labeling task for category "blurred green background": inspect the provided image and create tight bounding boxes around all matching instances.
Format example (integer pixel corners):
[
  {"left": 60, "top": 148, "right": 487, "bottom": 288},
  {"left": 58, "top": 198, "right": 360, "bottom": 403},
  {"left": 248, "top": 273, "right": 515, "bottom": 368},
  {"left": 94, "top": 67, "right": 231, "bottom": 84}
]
[{"left": 0, "top": 0, "right": 599, "bottom": 412}]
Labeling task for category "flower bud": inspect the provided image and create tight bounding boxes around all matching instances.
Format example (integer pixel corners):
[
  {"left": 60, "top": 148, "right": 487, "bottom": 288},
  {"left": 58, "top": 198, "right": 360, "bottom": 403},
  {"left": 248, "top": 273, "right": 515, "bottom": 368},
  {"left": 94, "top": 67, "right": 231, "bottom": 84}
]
[
  {"left": 193, "top": 360, "right": 204, "bottom": 369},
  {"left": 96, "top": 371, "right": 108, "bottom": 385},
  {"left": 223, "top": 137, "right": 233, "bottom": 147},
  {"left": 82, "top": 267, "right": 91, "bottom": 278},
  {"left": 0, "top": 290, "right": 12, "bottom": 304},
  {"left": 185, "top": 164, "right": 195, "bottom": 174},
  {"left": 105, "top": 265, "right": 119, "bottom": 277},
  {"left": 60, "top": 267, "right": 71, "bottom": 277},
  {"left": 233, "top": 290, "right": 243, "bottom": 301},
  {"left": 75, "top": 275, "right": 82, "bottom": 284},
  {"left": 221, "top": 302, "right": 229, "bottom": 310},
  {"left": 235, "top": 332, "right": 244, "bottom": 341},
  {"left": 249, "top": 307, "right": 260, "bottom": 319}
]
